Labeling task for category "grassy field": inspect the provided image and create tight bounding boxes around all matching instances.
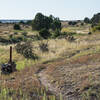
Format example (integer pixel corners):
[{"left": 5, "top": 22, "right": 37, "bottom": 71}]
[{"left": 0, "top": 23, "right": 100, "bottom": 100}]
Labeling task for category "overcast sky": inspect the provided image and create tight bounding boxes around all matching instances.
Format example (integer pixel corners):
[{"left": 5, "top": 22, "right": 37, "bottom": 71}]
[{"left": 0, "top": 0, "right": 100, "bottom": 20}]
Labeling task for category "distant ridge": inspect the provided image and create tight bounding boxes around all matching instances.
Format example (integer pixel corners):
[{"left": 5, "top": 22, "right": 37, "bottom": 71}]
[
  {"left": 0, "top": 19, "right": 32, "bottom": 23},
  {"left": 0, "top": 19, "right": 83, "bottom": 23}
]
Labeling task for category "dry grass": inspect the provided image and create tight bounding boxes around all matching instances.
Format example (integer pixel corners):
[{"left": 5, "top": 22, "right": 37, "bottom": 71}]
[
  {"left": 1, "top": 32, "right": 100, "bottom": 70},
  {"left": 61, "top": 24, "right": 90, "bottom": 34},
  {"left": 0, "top": 23, "right": 100, "bottom": 100}
]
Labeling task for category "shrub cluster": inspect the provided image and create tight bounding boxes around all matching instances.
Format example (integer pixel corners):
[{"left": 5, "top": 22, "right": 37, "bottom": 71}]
[
  {"left": 9, "top": 35, "right": 26, "bottom": 43},
  {"left": 14, "top": 24, "right": 21, "bottom": 30},
  {"left": 15, "top": 41, "right": 38, "bottom": 60},
  {"left": 39, "top": 42, "right": 49, "bottom": 52},
  {"left": 52, "top": 29, "right": 61, "bottom": 38},
  {"left": 22, "top": 32, "right": 28, "bottom": 36},
  {"left": 92, "top": 25, "right": 100, "bottom": 32},
  {"left": 14, "top": 32, "right": 18, "bottom": 35},
  {"left": 39, "top": 28, "right": 51, "bottom": 39},
  {"left": 32, "top": 13, "right": 62, "bottom": 39},
  {"left": 32, "top": 13, "right": 61, "bottom": 31}
]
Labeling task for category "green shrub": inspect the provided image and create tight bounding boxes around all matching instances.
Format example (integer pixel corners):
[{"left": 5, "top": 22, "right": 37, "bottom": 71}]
[
  {"left": 91, "top": 13, "right": 100, "bottom": 26},
  {"left": 15, "top": 41, "right": 38, "bottom": 60},
  {"left": 39, "top": 28, "right": 51, "bottom": 39},
  {"left": 0, "top": 37, "right": 9, "bottom": 44},
  {"left": 51, "top": 29, "right": 62, "bottom": 38},
  {"left": 9, "top": 35, "right": 22, "bottom": 43},
  {"left": 92, "top": 25, "right": 100, "bottom": 32},
  {"left": 68, "top": 21, "right": 77, "bottom": 25},
  {"left": 54, "top": 29, "right": 61, "bottom": 37},
  {"left": 51, "top": 17, "right": 61, "bottom": 31},
  {"left": 14, "top": 24, "right": 21, "bottom": 30},
  {"left": 19, "top": 20, "right": 25, "bottom": 24},
  {"left": 14, "top": 32, "right": 18, "bottom": 35},
  {"left": 22, "top": 32, "right": 28, "bottom": 36},
  {"left": 0, "top": 36, "right": 26, "bottom": 44},
  {"left": 57, "top": 32, "right": 68, "bottom": 39},
  {"left": 32, "top": 13, "right": 61, "bottom": 31},
  {"left": 39, "top": 42, "right": 49, "bottom": 52},
  {"left": 9, "top": 35, "right": 27, "bottom": 43},
  {"left": 9, "top": 34, "right": 13, "bottom": 38},
  {"left": 84, "top": 17, "right": 90, "bottom": 23},
  {"left": 96, "top": 26, "right": 100, "bottom": 30}
]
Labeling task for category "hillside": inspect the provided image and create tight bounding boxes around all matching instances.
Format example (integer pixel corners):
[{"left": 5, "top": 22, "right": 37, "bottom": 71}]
[
  {"left": 0, "top": 19, "right": 100, "bottom": 100},
  {"left": 35, "top": 33, "right": 100, "bottom": 100}
]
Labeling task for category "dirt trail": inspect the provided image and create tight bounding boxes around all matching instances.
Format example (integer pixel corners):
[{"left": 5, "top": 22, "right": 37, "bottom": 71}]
[
  {"left": 36, "top": 51, "right": 100, "bottom": 100},
  {"left": 37, "top": 68, "right": 61, "bottom": 97},
  {"left": 37, "top": 62, "right": 82, "bottom": 100}
]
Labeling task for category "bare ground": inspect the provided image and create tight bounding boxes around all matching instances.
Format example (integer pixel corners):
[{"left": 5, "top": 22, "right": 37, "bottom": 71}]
[{"left": 36, "top": 52, "right": 100, "bottom": 100}]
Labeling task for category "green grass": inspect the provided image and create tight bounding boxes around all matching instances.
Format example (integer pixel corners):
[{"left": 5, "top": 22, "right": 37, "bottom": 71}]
[
  {"left": 0, "top": 87, "right": 62, "bottom": 100},
  {"left": 16, "top": 59, "right": 36, "bottom": 70},
  {"left": 73, "top": 33, "right": 88, "bottom": 36}
]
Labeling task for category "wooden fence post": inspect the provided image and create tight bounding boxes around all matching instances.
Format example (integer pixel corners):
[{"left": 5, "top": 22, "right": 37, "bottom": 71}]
[{"left": 9, "top": 46, "right": 12, "bottom": 63}]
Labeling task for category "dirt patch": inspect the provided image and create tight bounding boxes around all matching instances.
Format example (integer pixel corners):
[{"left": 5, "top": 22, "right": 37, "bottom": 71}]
[
  {"left": 71, "top": 53, "right": 100, "bottom": 64},
  {"left": 36, "top": 53, "right": 100, "bottom": 100}
]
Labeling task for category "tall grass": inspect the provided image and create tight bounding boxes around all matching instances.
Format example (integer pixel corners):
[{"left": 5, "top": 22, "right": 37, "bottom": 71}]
[
  {"left": 1, "top": 34, "right": 100, "bottom": 70},
  {"left": 0, "top": 87, "right": 63, "bottom": 100}
]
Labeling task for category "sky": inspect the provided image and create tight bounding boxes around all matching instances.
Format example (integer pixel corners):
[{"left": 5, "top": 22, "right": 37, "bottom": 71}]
[{"left": 0, "top": 0, "right": 100, "bottom": 20}]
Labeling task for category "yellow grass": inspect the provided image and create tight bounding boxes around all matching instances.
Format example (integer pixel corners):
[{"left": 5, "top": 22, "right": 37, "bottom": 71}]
[{"left": 0, "top": 33, "right": 100, "bottom": 70}]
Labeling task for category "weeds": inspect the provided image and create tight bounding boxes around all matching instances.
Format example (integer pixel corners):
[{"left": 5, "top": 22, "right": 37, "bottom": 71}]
[
  {"left": 39, "top": 41, "right": 49, "bottom": 52},
  {"left": 0, "top": 87, "right": 62, "bottom": 100}
]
